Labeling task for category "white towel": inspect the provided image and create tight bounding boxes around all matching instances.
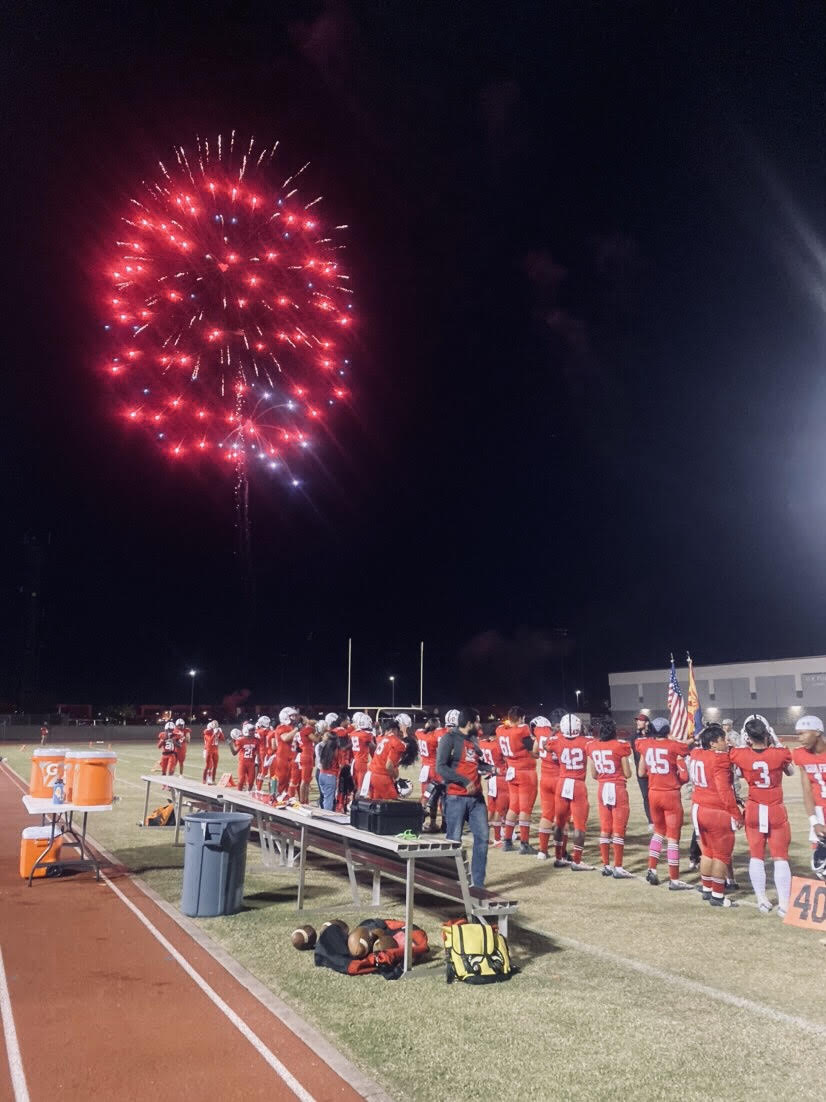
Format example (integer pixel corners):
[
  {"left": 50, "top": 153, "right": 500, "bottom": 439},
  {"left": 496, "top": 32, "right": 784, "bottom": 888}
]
[{"left": 601, "top": 782, "right": 616, "bottom": 807}]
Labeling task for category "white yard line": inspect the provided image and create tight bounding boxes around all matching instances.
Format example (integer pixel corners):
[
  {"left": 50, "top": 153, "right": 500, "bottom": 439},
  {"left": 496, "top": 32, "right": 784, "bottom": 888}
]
[
  {"left": 0, "top": 946, "right": 30, "bottom": 1102},
  {"left": 100, "top": 872, "right": 317, "bottom": 1102}
]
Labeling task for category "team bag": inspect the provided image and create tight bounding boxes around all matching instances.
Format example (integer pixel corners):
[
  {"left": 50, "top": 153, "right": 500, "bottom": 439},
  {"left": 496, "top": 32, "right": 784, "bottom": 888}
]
[
  {"left": 145, "top": 802, "right": 176, "bottom": 826},
  {"left": 442, "top": 918, "right": 515, "bottom": 984}
]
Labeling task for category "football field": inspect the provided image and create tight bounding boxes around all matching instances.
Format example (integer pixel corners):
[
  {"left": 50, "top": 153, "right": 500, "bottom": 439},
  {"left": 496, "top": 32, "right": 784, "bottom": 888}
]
[{"left": 4, "top": 740, "right": 825, "bottom": 1101}]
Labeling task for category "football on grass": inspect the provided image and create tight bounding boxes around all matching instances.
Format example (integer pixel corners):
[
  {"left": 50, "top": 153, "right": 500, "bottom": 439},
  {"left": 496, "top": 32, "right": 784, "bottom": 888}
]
[
  {"left": 321, "top": 919, "right": 349, "bottom": 936},
  {"left": 373, "top": 934, "right": 397, "bottom": 952},
  {"left": 347, "top": 926, "right": 375, "bottom": 958},
  {"left": 291, "top": 926, "right": 317, "bottom": 950}
]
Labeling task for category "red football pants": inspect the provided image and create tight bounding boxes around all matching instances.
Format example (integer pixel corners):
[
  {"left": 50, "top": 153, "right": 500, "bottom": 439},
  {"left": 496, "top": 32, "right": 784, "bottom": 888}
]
[
  {"left": 597, "top": 785, "right": 630, "bottom": 836},
  {"left": 745, "top": 801, "right": 791, "bottom": 860},
  {"left": 161, "top": 753, "right": 177, "bottom": 776},
  {"left": 555, "top": 779, "right": 589, "bottom": 832},
  {"left": 692, "top": 804, "right": 735, "bottom": 863},
  {"left": 649, "top": 788, "right": 684, "bottom": 838}
]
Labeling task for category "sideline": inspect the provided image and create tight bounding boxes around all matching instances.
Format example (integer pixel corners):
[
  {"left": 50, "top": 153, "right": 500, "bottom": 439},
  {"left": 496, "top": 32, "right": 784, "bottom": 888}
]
[
  {"left": 100, "top": 871, "right": 317, "bottom": 1102},
  {"left": 0, "top": 759, "right": 393, "bottom": 1102},
  {"left": 0, "top": 946, "right": 30, "bottom": 1102}
]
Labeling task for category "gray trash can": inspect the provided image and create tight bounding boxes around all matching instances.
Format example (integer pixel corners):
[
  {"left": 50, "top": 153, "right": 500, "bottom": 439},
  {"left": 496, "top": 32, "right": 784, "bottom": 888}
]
[{"left": 181, "top": 811, "right": 253, "bottom": 917}]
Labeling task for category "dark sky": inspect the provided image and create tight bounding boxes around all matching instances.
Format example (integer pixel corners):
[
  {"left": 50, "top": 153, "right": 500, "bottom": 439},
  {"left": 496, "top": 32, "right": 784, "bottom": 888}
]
[{"left": 3, "top": 1, "right": 826, "bottom": 712}]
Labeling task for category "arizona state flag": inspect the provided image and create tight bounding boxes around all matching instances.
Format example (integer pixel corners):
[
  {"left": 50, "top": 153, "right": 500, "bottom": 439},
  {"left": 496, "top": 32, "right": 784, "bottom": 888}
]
[{"left": 686, "top": 654, "right": 703, "bottom": 736}]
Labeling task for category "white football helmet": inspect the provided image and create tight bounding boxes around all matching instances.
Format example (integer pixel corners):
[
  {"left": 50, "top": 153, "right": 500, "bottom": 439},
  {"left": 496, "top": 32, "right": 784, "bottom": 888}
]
[
  {"left": 278, "top": 706, "right": 298, "bottom": 725},
  {"left": 324, "top": 712, "right": 339, "bottom": 727},
  {"left": 230, "top": 728, "right": 242, "bottom": 740},
  {"left": 175, "top": 719, "right": 185, "bottom": 727},
  {"left": 165, "top": 721, "right": 175, "bottom": 730},
  {"left": 242, "top": 721, "right": 253, "bottom": 735},
  {"left": 445, "top": 708, "right": 460, "bottom": 728},
  {"left": 796, "top": 714, "right": 824, "bottom": 734},
  {"left": 256, "top": 715, "right": 271, "bottom": 729},
  {"left": 207, "top": 720, "right": 219, "bottom": 730},
  {"left": 559, "top": 713, "right": 582, "bottom": 737},
  {"left": 355, "top": 714, "right": 373, "bottom": 731},
  {"left": 532, "top": 716, "right": 551, "bottom": 727},
  {"left": 395, "top": 713, "right": 412, "bottom": 729}
]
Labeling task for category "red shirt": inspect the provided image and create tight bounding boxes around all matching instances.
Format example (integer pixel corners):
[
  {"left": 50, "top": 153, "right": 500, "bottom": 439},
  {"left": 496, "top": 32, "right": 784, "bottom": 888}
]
[
  {"left": 586, "top": 738, "right": 631, "bottom": 786},
  {"left": 416, "top": 728, "right": 440, "bottom": 766},
  {"left": 255, "top": 726, "right": 272, "bottom": 760},
  {"left": 298, "top": 724, "right": 315, "bottom": 765},
  {"left": 333, "top": 728, "right": 352, "bottom": 766},
  {"left": 445, "top": 737, "right": 480, "bottom": 797},
  {"left": 477, "top": 734, "right": 505, "bottom": 776},
  {"left": 731, "top": 746, "right": 791, "bottom": 806},
  {"left": 271, "top": 724, "right": 297, "bottom": 769},
  {"left": 636, "top": 737, "right": 686, "bottom": 792},
  {"left": 792, "top": 746, "right": 826, "bottom": 808},
  {"left": 350, "top": 730, "right": 373, "bottom": 763},
  {"left": 369, "top": 733, "right": 406, "bottom": 778},
  {"left": 689, "top": 749, "right": 740, "bottom": 816},
  {"left": 556, "top": 734, "right": 590, "bottom": 780},
  {"left": 203, "top": 728, "right": 225, "bottom": 752},
  {"left": 535, "top": 729, "right": 560, "bottom": 779},
  {"left": 236, "top": 735, "right": 258, "bottom": 761},
  {"left": 158, "top": 730, "right": 178, "bottom": 754},
  {"left": 496, "top": 723, "right": 535, "bottom": 771}
]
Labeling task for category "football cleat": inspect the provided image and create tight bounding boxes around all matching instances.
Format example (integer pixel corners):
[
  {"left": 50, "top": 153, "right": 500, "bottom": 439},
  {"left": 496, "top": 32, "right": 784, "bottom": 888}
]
[
  {"left": 645, "top": 869, "right": 660, "bottom": 886},
  {"left": 667, "top": 879, "right": 693, "bottom": 891},
  {"left": 710, "top": 896, "right": 738, "bottom": 908},
  {"left": 518, "top": 842, "right": 537, "bottom": 855},
  {"left": 777, "top": 908, "right": 787, "bottom": 919},
  {"left": 613, "top": 867, "right": 634, "bottom": 879},
  {"left": 601, "top": 865, "right": 614, "bottom": 877},
  {"left": 758, "top": 899, "right": 773, "bottom": 914},
  {"left": 701, "top": 890, "right": 712, "bottom": 901},
  {"left": 536, "top": 851, "right": 549, "bottom": 861},
  {"left": 491, "top": 839, "right": 503, "bottom": 848},
  {"left": 725, "top": 878, "right": 740, "bottom": 892},
  {"left": 553, "top": 858, "right": 571, "bottom": 868},
  {"left": 501, "top": 839, "right": 515, "bottom": 852},
  {"left": 570, "top": 861, "right": 595, "bottom": 871}
]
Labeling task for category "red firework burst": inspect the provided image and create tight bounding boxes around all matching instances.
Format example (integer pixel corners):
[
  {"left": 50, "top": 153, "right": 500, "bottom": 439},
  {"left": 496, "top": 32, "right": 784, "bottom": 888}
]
[{"left": 100, "top": 133, "right": 354, "bottom": 482}]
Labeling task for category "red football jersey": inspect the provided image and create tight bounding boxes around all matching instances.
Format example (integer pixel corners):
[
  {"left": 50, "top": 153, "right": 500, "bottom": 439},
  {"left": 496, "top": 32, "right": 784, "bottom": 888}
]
[
  {"left": 203, "top": 728, "right": 224, "bottom": 752},
  {"left": 496, "top": 723, "right": 535, "bottom": 770},
  {"left": 557, "top": 734, "right": 590, "bottom": 780},
  {"left": 636, "top": 737, "right": 686, "bottom": 792},
  {"left": 236, "top": 735, "right": 258, "bottom": 761},
  {"left": 350, "top": 730, "right": 372, "bottom": 763},
  {"left": 792, "top": 746, "right": 826, "bottom": 807},
  {"left": 298, "top": 724, "right": 315, "bottom": 763},
  {"left": 731, "top": 746, "right": 791, "bottom": 806},
  {"left": 477, "top": 734, "right": 505, "bottom": 775},
  {"left": 272, "top": 724, "right": 296, "bottom": 768},
  {"left": 369, "top": 733, "right": 406, "bottom": 778},
  {"left": 586, "top": 738, "right": 631, "bottom": 786},
  {"left": 689, "top": 749, "right": 740, "bottom": 816},
  {"left": 333, "top": 728, "right": 352, "bottom": 766},
  {"left": 158, "top": 730, "right": 177, "bottom": 753},
  {"left": 535, "top": 729, "right": 560, "bottom": 779},
  {"left": 416, "top": 728, "right": 441, "bottom": 766}
]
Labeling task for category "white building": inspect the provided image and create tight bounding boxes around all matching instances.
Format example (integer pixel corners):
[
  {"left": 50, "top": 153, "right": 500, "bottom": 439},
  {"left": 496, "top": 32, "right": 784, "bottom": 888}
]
[{"left": 608, "top": 654, "right": 826, "bottom": 734}]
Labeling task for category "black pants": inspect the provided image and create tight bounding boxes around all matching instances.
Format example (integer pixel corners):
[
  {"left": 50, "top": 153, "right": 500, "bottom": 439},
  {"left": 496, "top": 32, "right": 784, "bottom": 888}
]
[{"left": 632, "top": 748, "right": 651, "bottom": 823}]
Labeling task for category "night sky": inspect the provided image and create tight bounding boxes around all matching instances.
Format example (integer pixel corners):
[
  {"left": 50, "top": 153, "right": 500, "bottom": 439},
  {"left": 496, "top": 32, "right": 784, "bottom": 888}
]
[{"left": 3, "top": 2, "right": 826, "bottom": 712}]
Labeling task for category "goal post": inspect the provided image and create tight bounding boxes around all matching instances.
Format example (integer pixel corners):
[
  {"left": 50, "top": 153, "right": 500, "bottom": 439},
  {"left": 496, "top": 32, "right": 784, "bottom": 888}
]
[{"left": 346, "top": 637, "right": 424, "bottom": 712}]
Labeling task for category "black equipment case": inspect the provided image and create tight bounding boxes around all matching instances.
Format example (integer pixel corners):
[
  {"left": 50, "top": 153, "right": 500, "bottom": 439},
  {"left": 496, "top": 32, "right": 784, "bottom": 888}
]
[{"left": 350, "top": 798, "right": 424, "bottom": 836}]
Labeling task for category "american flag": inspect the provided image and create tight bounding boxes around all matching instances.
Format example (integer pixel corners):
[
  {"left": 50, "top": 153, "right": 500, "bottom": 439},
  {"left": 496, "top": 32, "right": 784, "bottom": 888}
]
[{"left": 668, "top": 659, "right": 690, "bottom": 741}]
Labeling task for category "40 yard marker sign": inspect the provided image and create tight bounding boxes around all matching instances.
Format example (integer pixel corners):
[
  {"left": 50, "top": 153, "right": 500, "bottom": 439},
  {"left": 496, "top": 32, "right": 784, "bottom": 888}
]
[{"left": 784, "top": 877, "right": 826, "bottom": 931}]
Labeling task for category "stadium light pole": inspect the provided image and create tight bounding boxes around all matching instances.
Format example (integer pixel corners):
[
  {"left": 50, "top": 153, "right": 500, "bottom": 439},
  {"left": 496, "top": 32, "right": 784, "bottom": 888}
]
[
  {"left": 575, "top": 689, "right": 581, "bottom": 713},
  {"left": 389, "top": 675, "right": 395, "bottom": 707},
  {"left": 188, "top": 669, "right": 197, "bottom": 720}
]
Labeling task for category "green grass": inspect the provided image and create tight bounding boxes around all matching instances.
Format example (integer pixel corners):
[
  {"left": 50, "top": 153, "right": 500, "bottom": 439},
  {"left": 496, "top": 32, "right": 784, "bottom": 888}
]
[{"left": 6, "top": 740, "right": 826, "bottom": 1101}]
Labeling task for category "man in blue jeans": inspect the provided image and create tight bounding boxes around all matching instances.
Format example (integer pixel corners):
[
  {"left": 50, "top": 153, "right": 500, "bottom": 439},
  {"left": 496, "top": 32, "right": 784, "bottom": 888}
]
[{"left": 436, "top": 707, "right": 489, "bottom": 888}]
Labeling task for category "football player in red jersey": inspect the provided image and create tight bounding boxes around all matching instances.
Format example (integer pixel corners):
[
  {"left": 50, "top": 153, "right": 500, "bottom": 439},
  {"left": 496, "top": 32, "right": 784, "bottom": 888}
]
[
  {"left": 689, "top": 723, "right": 743, "bottom": 907},
  {"left": 417, "top": 714, "right": 445, "bottom": 833},
  {"left": 229, "top": 726, "right": 258, "bottom": 790},
  {"left": 533, "top": 716, "right": 558, "bottom": 860},
  {"left": 586, "top": 717, "right": 633, "bottom": 878},
  {"left": 253, "top": 715, "right": 273, "bottom": 790},
  {"left": 295, "top": 717, "right": 318, "bottom": 804},
  {"left": 731, "top": 716, "right": 794, "bottom": 916},
  {"left": 792, "top": 714, "right": 826, "bottom": 850},
  {"left": 350, "top": 713, "right": 375, "bottom": 795},
  {"left": 496, "top": 707, "right": 538, "bottom": 854},
  {"left": 269, "top": 707, "right": 299, "bottom": 797},
  {"left": 477, "top": 719, "right": 509, "bottom": 846},
  {"left": 174, "top": 718, "right": 191, "bottom": 775},
  {"left": 158, "top": 722, "right": 179, "bottom": 777},
  {"left": 202, "top": 719, "right": 225, "bottom": 783},
  {"left": 554, "top": 713, "right": 594, "bottom": 870},
  {"left": 637, "top": 717, "right": 693, "bottom": 890},
  {"left": 363, "top": 719, "right": 408, "bottom": 799}
]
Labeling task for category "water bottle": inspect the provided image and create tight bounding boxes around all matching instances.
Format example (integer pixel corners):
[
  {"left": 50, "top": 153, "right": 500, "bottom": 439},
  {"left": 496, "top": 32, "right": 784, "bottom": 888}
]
[{"left": 52, "top": 777, "right": 66, "bottom": 805}]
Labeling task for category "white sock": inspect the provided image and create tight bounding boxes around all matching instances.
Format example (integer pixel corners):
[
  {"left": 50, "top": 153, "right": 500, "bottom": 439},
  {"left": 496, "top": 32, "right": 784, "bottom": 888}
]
[
  {"left": 773, "top": 859, "right": 792, "bottom": 911},
  {"left": 749, "top": 857, "right": 768, "bottom": 902}
]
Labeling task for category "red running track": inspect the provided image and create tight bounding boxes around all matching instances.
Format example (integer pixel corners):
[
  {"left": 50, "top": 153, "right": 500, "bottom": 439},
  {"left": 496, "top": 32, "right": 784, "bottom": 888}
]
[{"left": 0, "top": 762, "right": 376, "bottom": 1101}]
